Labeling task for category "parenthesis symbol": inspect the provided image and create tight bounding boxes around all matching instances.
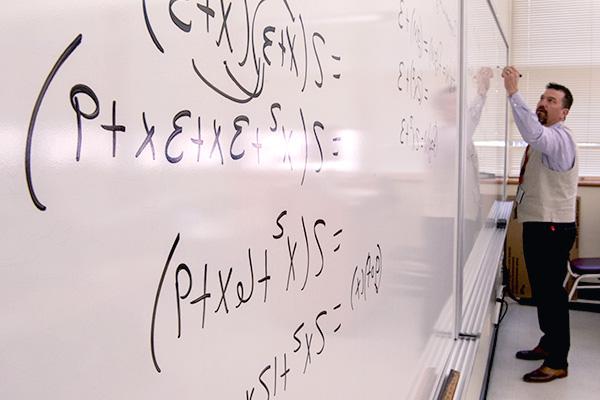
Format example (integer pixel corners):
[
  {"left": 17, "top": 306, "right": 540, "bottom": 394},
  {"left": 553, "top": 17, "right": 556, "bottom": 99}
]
[{"left": 142, "top": 0, "right": 165, "bottom": 53}]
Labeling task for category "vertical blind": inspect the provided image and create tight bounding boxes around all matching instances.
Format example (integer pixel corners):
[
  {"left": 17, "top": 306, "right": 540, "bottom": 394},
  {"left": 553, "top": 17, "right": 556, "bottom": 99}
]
[{"left": 510, "top": 0, "right": 600, "bottom": 177}]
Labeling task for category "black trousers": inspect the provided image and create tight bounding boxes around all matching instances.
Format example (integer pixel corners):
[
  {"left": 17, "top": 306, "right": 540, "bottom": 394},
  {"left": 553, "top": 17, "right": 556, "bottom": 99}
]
[{"left": 522, "top": 221, "right": 576, "bottom": 369}]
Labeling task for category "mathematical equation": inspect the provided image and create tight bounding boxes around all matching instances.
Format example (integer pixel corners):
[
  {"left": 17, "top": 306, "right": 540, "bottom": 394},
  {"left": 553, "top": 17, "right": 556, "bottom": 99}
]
[
  {"left": 143, "top": 0, "right": 342, "bottom": 102},
  {"left": 244, "top": 242, "right": 382, "bottom": 400},
  {"left": 25, "top": 1, "right": 346, "bottom": 212},
  {"left": 150, "top": 209, "right": 345, "bottom": 373},
  {"left": 397, "top": 59, "right": 430, "bottom": 105},
  {"left": 395, "top": 0, "right": 457, "bottom": 161},
  {"left": 148, "top": 209, "right": 383, "bottom": 399},
  {"left": 244, "top": 303, "right": 342, "bottom": 400},
  {"left": 350, "top": 244, "right": 383, "bottom": 310},
  {"left": 399, "top": 114, "right": 439, "bottom": 162},
  {"left": 397, "top": 0, "right": 455, "bottom": 89}
]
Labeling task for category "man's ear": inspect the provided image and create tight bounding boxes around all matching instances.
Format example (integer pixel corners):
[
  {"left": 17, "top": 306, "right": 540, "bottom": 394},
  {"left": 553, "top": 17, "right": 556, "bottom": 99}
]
[{"left": 562, "top": 108, "right": 570, "bottom": 121}]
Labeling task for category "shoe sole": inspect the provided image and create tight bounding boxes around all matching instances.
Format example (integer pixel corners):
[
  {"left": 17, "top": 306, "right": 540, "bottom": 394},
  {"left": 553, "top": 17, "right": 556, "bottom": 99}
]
[{"left": 523, "top": 372, "right": 568, "bottom": 383}]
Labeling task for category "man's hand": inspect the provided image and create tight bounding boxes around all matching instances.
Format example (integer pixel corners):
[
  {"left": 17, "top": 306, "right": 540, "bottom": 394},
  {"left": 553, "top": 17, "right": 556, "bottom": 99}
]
[
  {"left": 502, "top": 66, "right": 520, "bottom": 97},
  {"left": 475, "top": 67, "right": 493, "bottom": 96}
]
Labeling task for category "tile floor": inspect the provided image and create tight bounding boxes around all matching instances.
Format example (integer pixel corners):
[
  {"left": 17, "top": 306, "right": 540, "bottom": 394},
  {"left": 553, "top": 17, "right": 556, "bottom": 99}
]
[{"left": 486, "top": 301, "right": 600, "bottom": 399}]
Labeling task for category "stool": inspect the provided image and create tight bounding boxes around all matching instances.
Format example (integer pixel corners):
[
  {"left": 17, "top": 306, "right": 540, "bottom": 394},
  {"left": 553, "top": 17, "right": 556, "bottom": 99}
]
[{"left": 563, "top": 258, "right": 600, "bottom": 304}]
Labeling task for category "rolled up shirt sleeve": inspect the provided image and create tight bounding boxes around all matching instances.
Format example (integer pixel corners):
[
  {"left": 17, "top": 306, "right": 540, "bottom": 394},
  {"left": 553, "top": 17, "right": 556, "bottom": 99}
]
[{"left": 509, "top": 91, "right": 576, "bottom": 172}]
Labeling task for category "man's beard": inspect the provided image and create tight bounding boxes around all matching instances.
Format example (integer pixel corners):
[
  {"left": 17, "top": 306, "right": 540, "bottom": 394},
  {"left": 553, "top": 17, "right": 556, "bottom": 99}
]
[{"left": 536, "top": 107, "right": 547, "bottom": 125}]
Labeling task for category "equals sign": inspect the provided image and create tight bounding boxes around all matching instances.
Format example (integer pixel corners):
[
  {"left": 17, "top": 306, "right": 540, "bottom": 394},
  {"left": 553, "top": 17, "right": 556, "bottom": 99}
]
[
  {"left": 333, "top": 303, "right": 342, "bottom": 333},
  {"left": 333, "top": 229, "right": 343, "bottom": 252},
  {"left": 332, "top": 137, "right": 341, "bottom": 157},
  {"left": 332, "top": 55, "right": 342, "bottom": 79}
]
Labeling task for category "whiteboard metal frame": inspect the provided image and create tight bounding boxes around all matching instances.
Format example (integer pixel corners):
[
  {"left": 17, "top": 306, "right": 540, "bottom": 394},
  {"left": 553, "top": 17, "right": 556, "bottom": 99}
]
[
  {"left": 485, "top": 0, "right": 510, "bottom": 200},
  {"left": 447, "top": 0, "right": 511, "bottom": 397},
  {"left": 456, "top": 0, "right": 511, "bottom": 340},
  {"left": 455, "top": 0, "right": 467, "bottom": 341}
]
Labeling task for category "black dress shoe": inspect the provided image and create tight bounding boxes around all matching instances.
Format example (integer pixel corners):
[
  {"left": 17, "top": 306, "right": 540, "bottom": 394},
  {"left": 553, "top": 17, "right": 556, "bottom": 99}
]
[
  {"left": 523, "top": 366, "right": 568, "bottom": 383},
  {"left": 515, "top": 346, "right": 549, "bottom": 360}
]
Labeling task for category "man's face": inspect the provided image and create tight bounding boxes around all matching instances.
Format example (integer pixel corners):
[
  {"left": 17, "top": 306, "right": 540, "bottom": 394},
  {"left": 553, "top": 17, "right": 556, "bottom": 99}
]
[{"left": 536, "top": 88, "right": 569, "bottom": 126}]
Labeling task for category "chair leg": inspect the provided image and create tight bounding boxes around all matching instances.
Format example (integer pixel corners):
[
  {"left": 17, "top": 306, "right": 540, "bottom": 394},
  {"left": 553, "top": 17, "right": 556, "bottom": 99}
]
[
  {"left": 569, "top": 276, "right": 584, "bottom": 301},
  {"left": 563, "top": 272, "right": 570, "bottom": 288}
]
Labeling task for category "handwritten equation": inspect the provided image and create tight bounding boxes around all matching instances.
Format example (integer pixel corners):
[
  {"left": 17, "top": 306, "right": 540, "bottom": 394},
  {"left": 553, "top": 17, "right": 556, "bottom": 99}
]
[
  {"left": 150, "top": 210, "right": 345, "bottom": 372},
  {"left": 397, "top": 0, "right": 455, "bottom": 89},
  {"left": 245, "top": 243, "right": 381, "bottom": 400},
  {"left": 396, "top": 0, "right": 457, "bottom": 162},
  {"left": 143, "top": 0, "right": 342, "bottom": 102},
  {"left": 244, "top": 303, "right": 343, "bottom": 400},
  {"left": 25, "top": 0, "right": 346, "bottom": 212},
  {"left": 149, "top": 209, "right": 383, "bottom": 399},
  {"left": 399, "top": 114, "right": 439, "bottom": 162}
]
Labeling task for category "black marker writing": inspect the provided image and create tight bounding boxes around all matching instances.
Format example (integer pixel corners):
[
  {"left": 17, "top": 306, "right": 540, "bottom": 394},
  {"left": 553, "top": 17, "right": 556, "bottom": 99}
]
[
  {"left": 143, "top": 0, "right": 165, "bottom": 53},
  {"left": 70, "top": 84, "right": 100, "bottom": 161},
  {"left": 150, "top": 211, "right": 345, "bottom": 373},
  {"left": 100, "top": 100, "right": 126, "bottom": 158},
  {"left": 175, "top": 263, "right": 192, "bottom": 338},
  {"left": 350, "top": 244, "right": 383, "bottom": 311},
  {"left": 26, "top": 34, "right": 83, "bottom": 211},
  {"left": 143, "top": 0, "right": 342, "bottom": 102},
  {"left": 166, "top": 110, "right": 190, "bottom": 163},
  {"left": 136, "top": 112, "right": 157, "bottom": 160},
  {"left": 236, "top": 248, "right": 255, "bottom": 308},
  {"left": 150, "top": 233, "right": 181, "bottom": 373},
  {"left": 27, "top": 96, "right": 337, "bottom": 210}
]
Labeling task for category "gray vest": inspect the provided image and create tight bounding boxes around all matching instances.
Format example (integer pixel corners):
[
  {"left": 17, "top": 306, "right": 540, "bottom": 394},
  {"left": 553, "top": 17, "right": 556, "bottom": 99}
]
[{"left": 517, "top": 144, "right": 578, "bottom": 223}]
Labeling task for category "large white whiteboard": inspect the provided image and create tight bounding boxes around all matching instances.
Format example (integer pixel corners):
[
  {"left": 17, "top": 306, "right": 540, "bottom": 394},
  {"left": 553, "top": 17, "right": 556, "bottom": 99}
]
[
  {"left": 0, "top": 1, "right": 460, "bottom": 399},
  {"left": 461, "top": 0, "right": 508, "bottom": 268}
]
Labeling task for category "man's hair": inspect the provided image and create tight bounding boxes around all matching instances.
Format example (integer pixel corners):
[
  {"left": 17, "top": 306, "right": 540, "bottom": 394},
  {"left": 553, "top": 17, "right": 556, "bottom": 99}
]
[{"left": 547, "top": 82, "right": 573, "bottom": 109}]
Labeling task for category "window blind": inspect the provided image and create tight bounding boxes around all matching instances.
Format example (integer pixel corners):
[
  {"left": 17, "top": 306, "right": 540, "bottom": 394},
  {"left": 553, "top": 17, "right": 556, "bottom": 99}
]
[
  {"left": 510, "top": 0, "right": 600, "bottom": 177},
  {"left": 467, "top": 0, "right": 508, "bottom": 177}
]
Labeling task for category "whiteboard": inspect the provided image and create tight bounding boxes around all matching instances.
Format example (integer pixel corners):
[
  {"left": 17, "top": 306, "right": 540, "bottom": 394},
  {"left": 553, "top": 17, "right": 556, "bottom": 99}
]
[
  {"left": 461, "top": 0, "right": 508, "bottom": 266},
  {"left": 0, "top": 1, "right": 459, "bottom": 399}
]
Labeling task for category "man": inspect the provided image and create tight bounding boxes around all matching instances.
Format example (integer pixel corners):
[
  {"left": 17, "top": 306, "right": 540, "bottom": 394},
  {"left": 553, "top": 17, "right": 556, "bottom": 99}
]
[{"left": 502, "top": 66, "right": 578, "bottom": 383}]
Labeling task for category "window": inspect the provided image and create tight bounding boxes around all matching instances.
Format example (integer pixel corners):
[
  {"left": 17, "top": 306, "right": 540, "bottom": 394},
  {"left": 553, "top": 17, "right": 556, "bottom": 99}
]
[{"left": 510, "top": 0, "right": 600, "bottom": 177}]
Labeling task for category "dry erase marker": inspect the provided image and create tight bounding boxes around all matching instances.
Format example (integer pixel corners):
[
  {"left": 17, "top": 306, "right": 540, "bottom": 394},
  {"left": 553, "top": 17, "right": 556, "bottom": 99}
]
[{"left": 497, "top": 66, "right": 523, "bottom": 77}]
